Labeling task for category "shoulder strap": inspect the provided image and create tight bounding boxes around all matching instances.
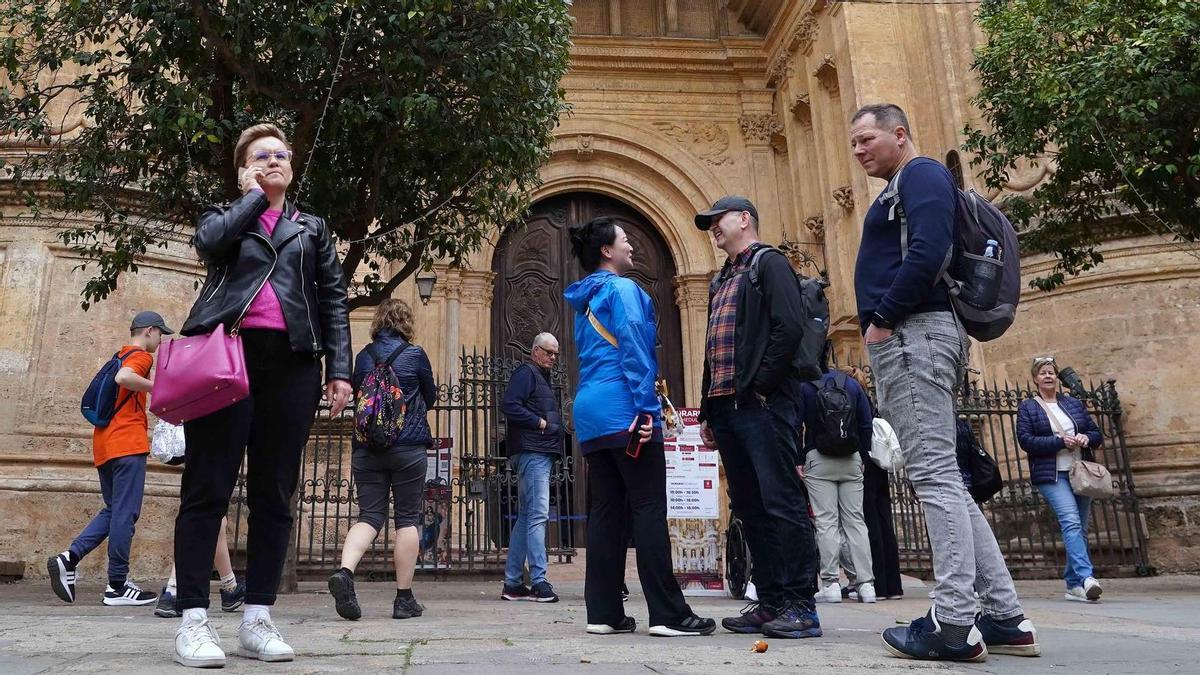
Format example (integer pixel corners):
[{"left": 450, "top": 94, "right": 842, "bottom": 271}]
[
  {"left": 1034, "top": 397, "right": 1068, "bottom": 436},
  {"left": 117, "top": 347, "right": 146, "bottom": 362},
  {"left": 746, "top": 245, "right": 778, "bottom": 288},
  {"left": 586, "top": 306, "right": 618, "bottom": 349},
  {"left": 888, "top": 160, "right": 957, "bottom": 291},
  {"left": 381, "top": 342, "right": 410, "bottom": 368}
]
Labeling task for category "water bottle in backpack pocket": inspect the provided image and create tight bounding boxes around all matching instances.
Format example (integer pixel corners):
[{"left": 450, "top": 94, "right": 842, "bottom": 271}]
[
  {"left": 955, "top": 242, "right": 1004, "bottom": 309},
  {"left": 81, "top": 348, "right": 145, "bottom": 427}
]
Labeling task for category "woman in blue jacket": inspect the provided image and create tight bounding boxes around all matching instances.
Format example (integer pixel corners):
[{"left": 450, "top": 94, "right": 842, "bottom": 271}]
[
  {"left": 564, "top": 217, "right": 714, "bottom": 638},
  {"left": 1016, "top": 356, "right": 1106, "bottom": 603}
]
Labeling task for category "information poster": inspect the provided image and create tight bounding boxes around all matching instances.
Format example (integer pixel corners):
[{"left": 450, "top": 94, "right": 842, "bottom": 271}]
[
  {"left": 417, "top": 437, "right": 453, "bottom": 569},
  {"left": 664, "top": 408, "right": 725, "bottom": 595}
]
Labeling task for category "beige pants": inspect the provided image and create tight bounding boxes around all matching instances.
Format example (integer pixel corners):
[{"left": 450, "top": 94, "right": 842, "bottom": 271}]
[{"left": 804, "top": 451, "right": 874, "bottom": 586}]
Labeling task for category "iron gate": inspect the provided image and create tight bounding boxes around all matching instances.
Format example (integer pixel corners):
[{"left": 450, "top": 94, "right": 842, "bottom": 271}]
[{"left": 226, "top": 350, "right": 577, "bottom": 580}]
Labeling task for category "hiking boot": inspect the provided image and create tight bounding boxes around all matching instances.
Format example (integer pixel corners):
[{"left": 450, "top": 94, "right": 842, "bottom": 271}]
[
  {"left": 47, "top": 553, "right": 77, "bottom": 604},
  {"left": 649, "top": 614, "right": 716, "bottom": 637},
  {"left": 721, "top": 600, "right": 778, "bottom": 634},
  {"left": 174, "top": 616, "right": 226, "bottom": 668},
  {"left": 882, "top": 609, "right": 987, "bottom": 662},
  {"left": 587, "top": 616, "right": 637, "bottom": 635},
  {"left": 237, "top": 616, "right": 294, "bottom": 662},
  {"left": 155, "top": 587, "right": 181, "bottom": 618},
  {"left": 393, "top": 594, "right": 425, "bottom": 619},
  {"left": 501, "top": 583, "right": 531, "bottom": 601},
  {"left": 220, "top": 580, "right": 246, "bottom": 612},
  {"left": 975, "top": 613, "right": 1040, "bottom": 657},
  {"left": 1083, "top": 577, "right": 1103, "bottom": 601},
  {"left": 327, "top": 569, "right": 362, "bottom": 620},
  {"left": 530, "top": 581, "right": 559, "bottom": 603},
  {"left": 814, "top": 582, "right": 842, "bottom": 604},
  {"left": 761, "top": 603, "right": 822, "bottom": 639},
  {"left": 103, "top": 581, "right": 157, "bottom": 606}
]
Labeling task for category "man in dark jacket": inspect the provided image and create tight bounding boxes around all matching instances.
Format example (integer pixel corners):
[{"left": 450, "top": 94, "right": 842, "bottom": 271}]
[
  {"left": 695, "top": 196, "right": 821, "bottom": 639},
  {"left": 500, "top": 332, "right": 564, "bottom": 603}
]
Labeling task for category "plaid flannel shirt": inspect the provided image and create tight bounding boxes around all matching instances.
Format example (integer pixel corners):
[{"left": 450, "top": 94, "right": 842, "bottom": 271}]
[{"left": 705, "top": 245, "right": 756, "bottom": 398}]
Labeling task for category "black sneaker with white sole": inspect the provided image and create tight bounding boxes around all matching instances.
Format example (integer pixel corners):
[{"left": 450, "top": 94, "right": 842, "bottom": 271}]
[
  {"left": 501, "top": 583, "right": 531, "bottom": 601},
  {"left": 587, "top": 616, "right": 637, "bottom": 635},
  {"left": 649, "top": 614, "right": 716, "bottom": 637},
  {"left": 47, "top": 553, "right": 77, "bottom": 604},
  {"left": 530, "top": 581, "right": 559, "bottom": 603},
  {"left": 102, "top": 581, "right": 157, "bottom": 606}
]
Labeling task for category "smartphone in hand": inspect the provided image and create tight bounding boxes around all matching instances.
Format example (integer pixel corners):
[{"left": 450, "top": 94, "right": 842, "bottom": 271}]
[{"left": 625, "top": 413, "right": 653, "bottom": 459}]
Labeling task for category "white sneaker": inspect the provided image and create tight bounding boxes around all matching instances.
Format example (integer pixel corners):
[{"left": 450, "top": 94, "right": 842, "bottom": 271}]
[
  {"left": 1065, "top": 586, "right": 1093, "bottom": 602},
  {"left": 238, "top": 616, "right": 295, "bottom": 662},
  {"left": 174, "top": 618, "right": 226, "bottom": 668},
  {"left": 814, "top": 582, "right": 842, "bottom": 604},
  {"left": 1083, "top": 577, "right": 1103, "bottom": 601},
  {"left": 857, "top": 582, "right": 877, "bottom": 603}
]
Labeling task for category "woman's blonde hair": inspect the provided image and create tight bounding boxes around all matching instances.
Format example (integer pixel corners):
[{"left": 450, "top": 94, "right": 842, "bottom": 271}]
[
  {"left": 233, "top": 123, "right": 291, "bottom": 169},
  {"left": 1030, "top": 356, "right": 1058, "bottom": 379},
  {"left": 370, "top": 298, "right": 416, "bottom": 341}
]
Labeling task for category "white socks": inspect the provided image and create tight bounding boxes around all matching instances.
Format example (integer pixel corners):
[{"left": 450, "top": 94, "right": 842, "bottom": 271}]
[
  {"left": 243, "top": 604, "right": 270, "bottom": 625},
  {"left": 219, "top": 572, "right": 237, "bottom": 593},
  {"left": 166, "top": 570, "right": 178, "bottom": 596}
]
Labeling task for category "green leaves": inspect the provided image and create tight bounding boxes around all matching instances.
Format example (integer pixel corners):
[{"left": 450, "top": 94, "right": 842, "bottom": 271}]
[
  {"left": 1, "top": 0, "right": 572, "bottom": 309},
  {"left": 965, "top": 0, "right": 1200, "bottom": 291}
]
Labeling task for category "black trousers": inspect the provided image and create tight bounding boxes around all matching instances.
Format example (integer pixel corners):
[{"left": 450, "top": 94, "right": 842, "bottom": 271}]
[
  {"left": 863, "top": 462, "right": 904, "bottom": 598},
  {"left": 708, "top": 394, "right": 818, "bottom": 609},
  {"left": 584, "top": 443, "right": 691, "bottom": 627},
  {"left": 176, "top": 330, "right": 322, "bottom": 610}
]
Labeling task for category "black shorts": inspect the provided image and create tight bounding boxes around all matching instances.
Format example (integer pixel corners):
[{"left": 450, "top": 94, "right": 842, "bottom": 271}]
[{"left": 352, "top": 445, "right": 428, "bottom": 530}]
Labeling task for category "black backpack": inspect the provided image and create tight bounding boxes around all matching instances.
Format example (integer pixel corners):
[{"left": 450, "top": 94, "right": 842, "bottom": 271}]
[
  {"left": 813, "top": 372, "right": 860, "bottom": 457},
  {"left": 710, "top": 246, "right": 829, "bottom": 381},
  {"left": 957, "top": 419, "right": 1004, "bottom": 503},
  {"left": 883, "top": 159, "right": 1021, "bottom": 342}
]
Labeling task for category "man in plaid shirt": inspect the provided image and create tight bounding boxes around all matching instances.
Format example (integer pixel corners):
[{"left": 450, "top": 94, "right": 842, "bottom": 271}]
[{"left": 695, "top": 196, "right": 821, "bottom": 640}]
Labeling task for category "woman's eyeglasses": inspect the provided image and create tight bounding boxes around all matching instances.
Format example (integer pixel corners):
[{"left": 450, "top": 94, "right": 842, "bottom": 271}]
[{"left": 249, "top": 150, "right": 293, "bottom": 164}]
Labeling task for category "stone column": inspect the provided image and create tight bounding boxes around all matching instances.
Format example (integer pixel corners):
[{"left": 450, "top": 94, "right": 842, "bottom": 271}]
[{"left": 673, "top": 273, "right": 713, "bottom": 409}]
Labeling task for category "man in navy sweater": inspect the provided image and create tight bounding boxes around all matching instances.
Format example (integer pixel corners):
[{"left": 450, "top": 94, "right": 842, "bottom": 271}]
[{"left": 850, "top": 104, "right": 1037, "bottom": 662}]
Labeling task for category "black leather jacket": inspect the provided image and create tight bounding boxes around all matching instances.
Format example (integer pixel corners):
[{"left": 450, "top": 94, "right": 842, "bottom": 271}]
[{"left": 181, "top": 191, "right": 353, "bottom": 382}]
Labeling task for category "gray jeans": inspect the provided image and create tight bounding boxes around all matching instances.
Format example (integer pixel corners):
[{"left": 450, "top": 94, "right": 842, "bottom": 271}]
[
  {"left": 804, "top": 452, "right": 874, "bottom": 587},
  {"left": 867, "top": 311, "right": 1022, "bottom": 625}
]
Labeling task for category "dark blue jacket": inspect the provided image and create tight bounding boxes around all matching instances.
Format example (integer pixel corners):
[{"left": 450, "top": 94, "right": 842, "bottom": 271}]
[
  {"left": 798, "top": 372, "right": 874, "bottom": 465},
  {"left": 502, "top": 362, "right": 564, "bottom": 456},
  {"left": 1016, "top": 394, "right": 1102, "bottom": 485},
  {"left": 351, "top": 329, "right": 436, "bottom": 451}
]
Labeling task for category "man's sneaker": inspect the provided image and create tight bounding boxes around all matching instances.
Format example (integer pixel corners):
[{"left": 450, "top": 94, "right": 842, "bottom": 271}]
[
  {"left": 975, "top": 613, "right": 1041, "bottom": 657},
  {"left": 857, "top": 582, "right": 877, "bottom": 604},
  {"left": 328, "top": 569, "right": 362, "bottom": 620},
  {"left": 649, "top": 614, "right": 716, "bottom": 637},
  {"left": 155, "top": 587, "right": 181, "bottom": 618},
  {"left": 174, "top": 617, "right": 226, "bottom": 668},
  {"left": 102, "top": 581, "right": 157, "bottom": 606},
  {"left": 393, "top": 595, "right": 425, "bottom": 619},
  {"left": 530, "top": 581, "right": 559, "bottom": 603},
  {"left": 882, "top": 609, "right": 987, "bottom": 662},
  {"left": 721, "top": 600, "right": 778, "bottom": 634},
  {"left": 237, "top": 616, "right": 295, "bottom": 662},
  {"left": 761, "top": 603, "right": 822, "bottom": 639},
  {"left": 47, "top": 553, "right": 77, "bottom": 604},
  {"left": 587, "top": 616, "right": 637, "bottom": 635},
  {"left": 1065, "top": 586, "right": 1092, "bottom": 602},
  {"left": 1083, "top": 577, "right": 1103, "bottom": 601},
  {"left": 501, "top": 583, "right": 531, "bottom": 601},
  {"left": 814, "top": 582, "right": 842, "bottom": 604},
  {"left": 220, "top": 581, "right": 246, "bottom": 612}
]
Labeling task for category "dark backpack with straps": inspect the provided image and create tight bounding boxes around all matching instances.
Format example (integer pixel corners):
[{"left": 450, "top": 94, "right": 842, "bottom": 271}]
[
  {"left": 883, "top": 160, "right": 1021, "bottom": 342},
  {"left": 353, "top": 343, "right": 411, "bottom": 450},
  {"left": 81, "top": 348, "right": 146, "bottom": 427},
  {"left": 813, "top": 372, "right": 860, "bottom": 457}
]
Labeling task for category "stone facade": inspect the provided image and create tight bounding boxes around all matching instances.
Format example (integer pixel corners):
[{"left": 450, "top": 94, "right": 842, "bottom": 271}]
[{"left": 1, "top": 0, "right": 1198, "bottom": 579}]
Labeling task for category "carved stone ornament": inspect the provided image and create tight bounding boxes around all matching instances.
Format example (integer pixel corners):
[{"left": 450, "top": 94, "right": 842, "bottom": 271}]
[
  {"left": 576, "top": 134, "right": 594, "bottom": 158},
  {"left": 804, "top": 215, "right": 825, "bottom": 239},
  {"left": 770, "top": 132, "right": 788, "bottom": 155},
  {"left": 789, "top": 14, "right": 820, "bottom": 54},
  {"left": 652, "top": 121, "right": 734, "bottom": 166},
  {"left": 766, "top": 52, "right": 793, "bottom": 86},
  {"left": 832, "top": 185, "right": 854, "bottom": 210},
  {"left": 738, "top": 114, "right": 784, "bottom": 144},
  {"left": 790, "top": 93, "right": 813, "bottom": 128},
  {"left": 814, "top": 54, "right": 838, "bottom": 93}
]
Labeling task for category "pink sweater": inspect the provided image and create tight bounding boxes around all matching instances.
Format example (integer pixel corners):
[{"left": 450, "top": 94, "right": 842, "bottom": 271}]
[{"left": 239, "top": 208, "right": 288, "bottom": 331}]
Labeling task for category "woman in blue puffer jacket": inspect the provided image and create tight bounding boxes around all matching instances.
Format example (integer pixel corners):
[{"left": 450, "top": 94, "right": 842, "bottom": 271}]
[
  {"left": 564, "top": 216, "right": 714, "bottom": 638},
  {"left": 1016, "top": 356, "right": 1105, "bottom": 603}
]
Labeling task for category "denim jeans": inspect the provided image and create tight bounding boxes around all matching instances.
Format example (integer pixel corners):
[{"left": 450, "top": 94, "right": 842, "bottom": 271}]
[
  {"left": 1037, "top": 472, "right": 1095, "bottom": 589},
  {"left": 505, "top": 452, "right": 555, "bottom": 587},
  {"left": 868, "top": 311, "right": 1022, "bottom": 625},
  {"left": 71, "top": 453, "right": 148, "bottom": 587}
]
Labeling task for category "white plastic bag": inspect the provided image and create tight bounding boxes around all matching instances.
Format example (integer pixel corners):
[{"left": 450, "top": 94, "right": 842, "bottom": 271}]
[
  {"left": 870, "top": 417, "right": 904, "bottom": 471},
  {"left": 150, "top": 420, "right": 187, "bottom": 464}
]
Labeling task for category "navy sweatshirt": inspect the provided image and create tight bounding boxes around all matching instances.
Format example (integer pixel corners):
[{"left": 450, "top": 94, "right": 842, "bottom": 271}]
[
  {"left": 798, "top": 372, "right": 874, "bottom": 465},
  {"left": 854, "top": 157, "right": 956, "bottom": 332}
]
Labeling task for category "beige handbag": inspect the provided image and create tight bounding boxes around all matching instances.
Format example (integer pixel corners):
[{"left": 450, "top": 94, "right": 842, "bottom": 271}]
[{"left": 1036, "top": 398, "right": 1118, "bottom": 499}]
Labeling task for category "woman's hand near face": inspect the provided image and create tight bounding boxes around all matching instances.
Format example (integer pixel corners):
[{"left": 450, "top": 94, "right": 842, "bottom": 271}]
[{"left": 238, "top": 167, "right": 266, "bottom": 195}]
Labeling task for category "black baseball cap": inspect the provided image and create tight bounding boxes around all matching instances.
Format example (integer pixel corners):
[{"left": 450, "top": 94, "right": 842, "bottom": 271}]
[
  {"left": 694, "top": 196, "right": 759, "bottom": 230},
  {"left": 130, "top": 310, "right": 175, "bottom": 335}
]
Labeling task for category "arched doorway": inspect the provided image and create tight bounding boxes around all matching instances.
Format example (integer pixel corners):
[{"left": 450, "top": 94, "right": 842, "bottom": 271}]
[{"left": 491, "top": 192, "right": 685, "bottom": 400}]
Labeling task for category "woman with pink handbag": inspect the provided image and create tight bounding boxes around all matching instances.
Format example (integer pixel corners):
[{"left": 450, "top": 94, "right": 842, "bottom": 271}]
[{"left": 166, "top": 123, "right": 352, "bottom": 668}]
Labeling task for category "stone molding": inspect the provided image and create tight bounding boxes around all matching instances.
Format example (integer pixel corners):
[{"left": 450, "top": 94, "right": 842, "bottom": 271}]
[
  {"left": 804, "top": 215, "right": 825, "bottom": 239},
  {"left": 576, "top": 134, "right": 595, "bottom": 159},
  {"left": 788, "top": 13, "right": 820, "bottom": 55},
  {"left": 651, "top": 122, "right": 734, "bottom": 166},
  {"left": 739, "top": 114, "right": 784, "bottom": 144},
  {"left": 766, "top": 52, "right": 792, "bottom": 87},
  {"left": 790, "top": 93, "right": 813, "bottom": 128},
  {"left": 832, "top": 185, "right": 854, "bottom": 210},
  {"left": 813, "top": 54, "right": 838, "bottom": 93}
]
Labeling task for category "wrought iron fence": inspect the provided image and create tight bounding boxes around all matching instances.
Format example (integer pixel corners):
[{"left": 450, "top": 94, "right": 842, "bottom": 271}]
[{"left": 226, "top": 350, "right": 577, "bottom": 581}]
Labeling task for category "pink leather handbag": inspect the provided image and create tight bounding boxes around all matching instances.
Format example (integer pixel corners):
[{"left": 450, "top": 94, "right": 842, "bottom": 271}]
[{"left": 150, "top": 323, "right": 249, "bottom": 425}]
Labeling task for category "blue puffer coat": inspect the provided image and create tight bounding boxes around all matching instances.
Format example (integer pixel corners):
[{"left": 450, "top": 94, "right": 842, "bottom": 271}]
[{"left": 1015, "top": 394, "right": 1102, "bottom": 485}]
